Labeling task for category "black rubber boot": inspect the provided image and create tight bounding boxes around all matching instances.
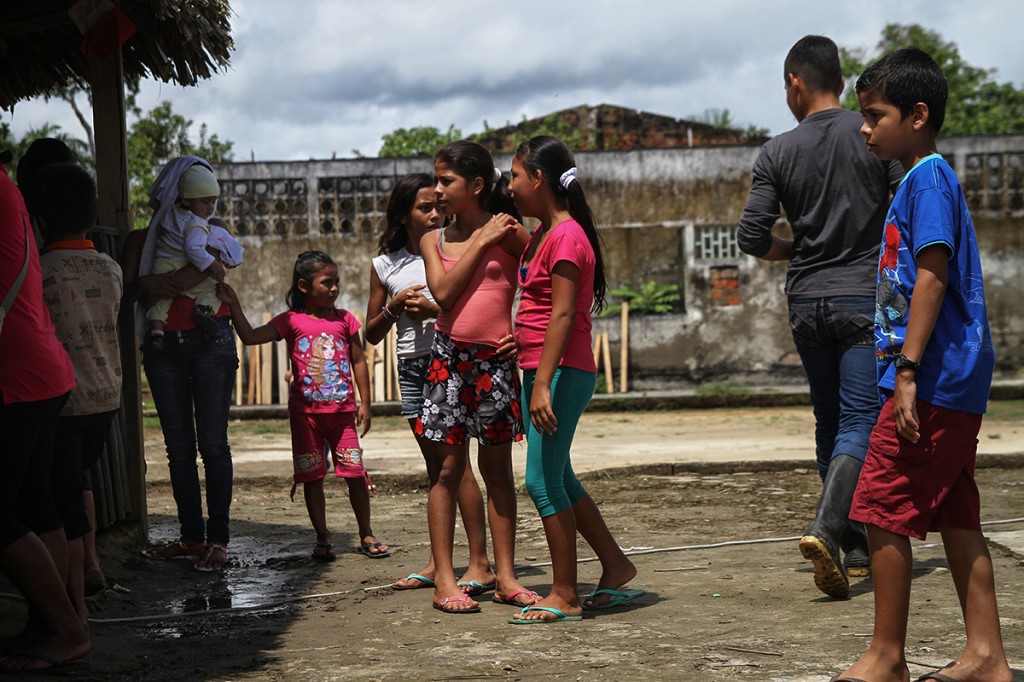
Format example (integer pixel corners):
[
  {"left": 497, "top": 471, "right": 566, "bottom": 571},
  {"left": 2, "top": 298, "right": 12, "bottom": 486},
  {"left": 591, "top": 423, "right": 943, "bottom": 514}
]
[
  {"left": 841, "top": 520, "right": 871, "bottom": 578},
  {"left": 799, "top": 454, "right": 863, "bottom": 599}
]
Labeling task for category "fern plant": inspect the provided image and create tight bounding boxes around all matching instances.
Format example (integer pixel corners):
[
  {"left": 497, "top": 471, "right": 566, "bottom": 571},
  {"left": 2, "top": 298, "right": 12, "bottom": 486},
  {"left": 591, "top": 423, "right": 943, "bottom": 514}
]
[{"left": 600, "top": 280, "right": 681, "bottom": 317}]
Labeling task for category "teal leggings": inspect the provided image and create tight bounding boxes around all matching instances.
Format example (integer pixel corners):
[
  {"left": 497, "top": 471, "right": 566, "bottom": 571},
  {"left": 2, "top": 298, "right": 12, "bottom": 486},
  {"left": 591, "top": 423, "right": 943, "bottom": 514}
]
[{"left": 521, "top": 367, "right": 595, "bottom": 517}]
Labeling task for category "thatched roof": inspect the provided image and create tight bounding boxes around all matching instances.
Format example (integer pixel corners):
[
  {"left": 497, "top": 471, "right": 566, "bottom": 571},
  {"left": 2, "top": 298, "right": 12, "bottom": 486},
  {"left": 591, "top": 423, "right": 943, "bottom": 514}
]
[{"left": 0, "top": 0, "right": 233, "bottom": 109}]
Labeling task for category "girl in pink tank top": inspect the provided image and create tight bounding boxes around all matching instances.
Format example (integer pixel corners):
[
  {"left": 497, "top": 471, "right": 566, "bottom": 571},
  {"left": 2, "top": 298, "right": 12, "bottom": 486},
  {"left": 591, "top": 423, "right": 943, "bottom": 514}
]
[{"left": 415, "top": 141, "right": 538, "bottom": 613}]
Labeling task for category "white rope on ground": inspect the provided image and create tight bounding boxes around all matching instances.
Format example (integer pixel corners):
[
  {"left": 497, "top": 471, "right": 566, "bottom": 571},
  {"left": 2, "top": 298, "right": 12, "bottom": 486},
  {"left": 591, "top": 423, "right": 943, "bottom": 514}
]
[{"left": 3, "top": 517, "right": 1019, "bottom": 623}]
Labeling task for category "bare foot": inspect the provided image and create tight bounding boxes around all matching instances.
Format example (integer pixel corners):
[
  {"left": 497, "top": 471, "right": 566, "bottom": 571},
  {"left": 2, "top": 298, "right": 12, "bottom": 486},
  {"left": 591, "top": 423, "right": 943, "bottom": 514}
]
[
  {"left": 456, "top": 566, "right": 495, "bottom": 594},
  {"left": 835, "top": 651, "right": 910, "bottom": 682},
  {"left": 923, "top": 657, "right": 1014, "bottom": 682},
  {"left": 359, "top": 535, "right": 389, "bottom": 557},
  {"left": 510, "top": 594, "right": 581, "bottom": 621},
  {"left": 585, "top": 558, "right": 638, "bottom": 607},
  {"left": 493, "top": 588, "right": 540, "bottom": 606},
  {"left": 432, "top": 588, "right": 480, "bottom": 613}
]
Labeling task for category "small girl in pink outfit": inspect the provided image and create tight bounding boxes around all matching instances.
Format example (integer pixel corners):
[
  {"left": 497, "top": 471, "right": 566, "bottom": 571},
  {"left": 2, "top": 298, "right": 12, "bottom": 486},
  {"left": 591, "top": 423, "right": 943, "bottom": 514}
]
[{"left": 218, "top": 251, "right": 389, "bottom": 561}]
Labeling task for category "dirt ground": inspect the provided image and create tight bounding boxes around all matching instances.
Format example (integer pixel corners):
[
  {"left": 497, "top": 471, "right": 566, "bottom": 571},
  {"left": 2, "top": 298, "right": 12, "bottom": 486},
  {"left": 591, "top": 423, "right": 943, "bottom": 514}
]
[{"left": 2, "top": 406, "right": 1023, "bottom": 681}]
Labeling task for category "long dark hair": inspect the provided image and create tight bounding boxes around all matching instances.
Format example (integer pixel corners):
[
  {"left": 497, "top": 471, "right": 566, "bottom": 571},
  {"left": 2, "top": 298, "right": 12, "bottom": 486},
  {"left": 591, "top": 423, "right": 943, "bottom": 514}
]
[
  {"left": 379, "top": 173, "right": 433, "bottom": 255},
  {"left": 435, "top": 140, "right": 520, "bottom": 221},
  {"left": 515, "top": 135, "right": 607, "bottom": 313},
  {"left": 286, "top": 250, "right": 336, "bottom": 311}
]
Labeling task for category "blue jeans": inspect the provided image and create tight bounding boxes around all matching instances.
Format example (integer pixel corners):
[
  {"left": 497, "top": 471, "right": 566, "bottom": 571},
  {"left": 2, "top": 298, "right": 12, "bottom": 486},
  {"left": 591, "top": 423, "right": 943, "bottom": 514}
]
[
  {"left": 788, "top": 297, "right": 878, "bottom": 480},
  {"left": 143, "top": 318, "right": 238, "bottom": 544}
]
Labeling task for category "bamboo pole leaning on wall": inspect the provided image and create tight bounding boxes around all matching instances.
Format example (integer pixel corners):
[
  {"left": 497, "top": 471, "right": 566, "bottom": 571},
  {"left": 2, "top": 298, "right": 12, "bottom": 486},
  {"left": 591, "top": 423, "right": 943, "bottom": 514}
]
[
  {"left": 235, "top": 336, "right": 245, "bottom": 405},
  {"left": 620, "top": 300, "right": 629, "bottom": 393}
]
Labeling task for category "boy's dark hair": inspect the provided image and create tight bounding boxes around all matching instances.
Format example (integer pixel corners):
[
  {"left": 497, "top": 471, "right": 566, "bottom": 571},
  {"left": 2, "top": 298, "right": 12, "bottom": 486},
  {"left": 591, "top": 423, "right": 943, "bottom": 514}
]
[
  {"left": 33, "top": 162, "right": 97, "bottom": 237},
  {"left": 17, "top": 137, "right": 75, "bottom": 215},
  {"left": 514, "top": 135, "right": 607, "bottom": 313},
  {"left": 784, "top": 35, "right": 843, "bottom": 95},
  {"left": 434, "top": 140, "right": 521, "bottom": 221},
  {"left": 287, "top": 250, "right": 337, "bottom": 312},
  {"left": 855, "top": 47, "right": 948, "bottom": 133},
  {"left": 379, "top": 173, "right": 433, "bottom": 255}
]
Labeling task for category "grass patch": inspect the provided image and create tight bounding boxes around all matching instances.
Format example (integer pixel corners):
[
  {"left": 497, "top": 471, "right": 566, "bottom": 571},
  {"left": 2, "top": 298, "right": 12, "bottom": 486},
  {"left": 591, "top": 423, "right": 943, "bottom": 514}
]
[
  {"left": 694, "top": 384, "right": 750, "bottom": 397},
  {"left": 987, "top": 400, "right": 1024, "bottom": 421}
]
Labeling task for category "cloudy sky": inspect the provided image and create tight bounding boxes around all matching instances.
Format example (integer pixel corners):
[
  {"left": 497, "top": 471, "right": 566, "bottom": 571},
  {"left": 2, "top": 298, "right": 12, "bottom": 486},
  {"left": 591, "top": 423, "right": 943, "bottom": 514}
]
[{"left": 6, "top": 0, "right": 1024, "bottom": 161}]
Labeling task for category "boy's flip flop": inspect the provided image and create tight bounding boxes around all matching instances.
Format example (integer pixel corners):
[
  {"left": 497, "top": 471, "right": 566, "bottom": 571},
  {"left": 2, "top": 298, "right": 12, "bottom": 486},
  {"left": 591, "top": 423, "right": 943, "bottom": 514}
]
[
  {"left": 392, "top": 573, "right": 434, "bottom": 591},
  {"left": 358, "top": 542, "right": 390, "bottom": 559},
  {"left": 582, "top": 588, "right": 646, "bottom": 610},
  {"left": 508, "top": 606, "right": 583, "bottom": 624}
]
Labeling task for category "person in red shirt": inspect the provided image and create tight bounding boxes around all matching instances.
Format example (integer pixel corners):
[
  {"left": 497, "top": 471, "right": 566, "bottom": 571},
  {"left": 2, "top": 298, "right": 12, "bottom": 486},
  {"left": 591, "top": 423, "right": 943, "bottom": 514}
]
[{"left": 0, "top": 164, "right": 91, "bottom": 673}]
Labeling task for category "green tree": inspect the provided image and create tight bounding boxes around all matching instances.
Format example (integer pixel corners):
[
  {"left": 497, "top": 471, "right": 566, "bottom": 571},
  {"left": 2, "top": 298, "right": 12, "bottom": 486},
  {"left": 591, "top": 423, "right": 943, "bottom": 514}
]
[
  {"left": 127, "top": 100, "right": 234, "bottom": 227},
  {"left": 0, "top": 122, "right": 91, "bottom": 180},
  {"left": 842, "top": 23, "right": 1024, "bottom": 135},
  {"left": 689, "top": 108, "right": 769, "bottom": 138},
  {"left": 376, "top": 124, "right": 462, "bottom": 158}
]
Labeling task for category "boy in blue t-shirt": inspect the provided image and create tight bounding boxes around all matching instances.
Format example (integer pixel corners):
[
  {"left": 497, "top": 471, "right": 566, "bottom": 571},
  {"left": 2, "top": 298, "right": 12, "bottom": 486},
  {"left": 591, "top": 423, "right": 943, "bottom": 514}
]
[{"left": 834, "top": 48, "right": 1011, "bottom": 682}]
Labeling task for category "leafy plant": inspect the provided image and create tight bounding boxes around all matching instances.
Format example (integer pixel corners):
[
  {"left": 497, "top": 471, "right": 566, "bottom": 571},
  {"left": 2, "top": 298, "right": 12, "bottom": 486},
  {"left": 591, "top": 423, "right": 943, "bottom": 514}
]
[{"left": 600, "top": 280, "right": 681, "bottom": 317}]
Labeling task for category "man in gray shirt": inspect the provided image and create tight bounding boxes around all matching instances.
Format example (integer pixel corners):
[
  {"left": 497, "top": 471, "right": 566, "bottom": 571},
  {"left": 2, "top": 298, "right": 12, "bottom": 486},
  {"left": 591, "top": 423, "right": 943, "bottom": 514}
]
[{"left": 737, "top": 35, "right": 902, "bottom": 600}]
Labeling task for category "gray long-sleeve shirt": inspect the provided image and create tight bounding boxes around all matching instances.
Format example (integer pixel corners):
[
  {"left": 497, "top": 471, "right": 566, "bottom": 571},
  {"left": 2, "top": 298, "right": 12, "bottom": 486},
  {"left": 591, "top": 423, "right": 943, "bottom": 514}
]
[{"left": 736, "top": 108, "right": 903, "bottom": 298}]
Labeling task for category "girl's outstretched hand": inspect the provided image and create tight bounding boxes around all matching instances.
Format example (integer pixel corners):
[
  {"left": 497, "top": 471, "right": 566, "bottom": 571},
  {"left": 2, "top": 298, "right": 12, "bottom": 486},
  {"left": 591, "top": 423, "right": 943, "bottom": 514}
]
[
  {"left": 216, "top": 281, "right": 239, "bottom": 306},
  {"left": 357, "top": 403, "right": 372, "bottom": 437},
  {"left": 530, "top": 382, "right": 557, "bottom": 436}
]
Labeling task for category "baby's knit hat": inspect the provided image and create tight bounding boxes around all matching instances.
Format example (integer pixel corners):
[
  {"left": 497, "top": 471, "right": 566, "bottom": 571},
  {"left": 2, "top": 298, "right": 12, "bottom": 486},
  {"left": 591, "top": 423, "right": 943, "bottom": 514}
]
[{"left": 178, "top": 165, "right": 220, "bottom": 199}]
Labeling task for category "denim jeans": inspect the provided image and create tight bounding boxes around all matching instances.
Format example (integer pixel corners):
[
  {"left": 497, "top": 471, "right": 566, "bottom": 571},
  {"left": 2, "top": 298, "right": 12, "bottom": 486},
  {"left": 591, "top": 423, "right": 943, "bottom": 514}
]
[
  {"left": 788, "top": 297, "right": 878, "bottom": 480},
  {"left": 143, "top": 318, "right": 238, "bottom": 544}
]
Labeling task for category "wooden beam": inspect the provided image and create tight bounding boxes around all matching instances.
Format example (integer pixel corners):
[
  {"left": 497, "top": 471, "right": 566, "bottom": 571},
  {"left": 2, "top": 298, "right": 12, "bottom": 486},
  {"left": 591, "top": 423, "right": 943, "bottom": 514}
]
[{"left": 91, "top": 45, "right": 146, "bottom": 535}]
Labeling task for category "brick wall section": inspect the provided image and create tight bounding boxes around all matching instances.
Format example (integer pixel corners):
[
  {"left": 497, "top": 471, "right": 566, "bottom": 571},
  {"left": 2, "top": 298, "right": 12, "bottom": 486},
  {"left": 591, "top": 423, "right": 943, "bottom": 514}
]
[{"left": 709, "top": 266, "right": 741, "bottom": 306}]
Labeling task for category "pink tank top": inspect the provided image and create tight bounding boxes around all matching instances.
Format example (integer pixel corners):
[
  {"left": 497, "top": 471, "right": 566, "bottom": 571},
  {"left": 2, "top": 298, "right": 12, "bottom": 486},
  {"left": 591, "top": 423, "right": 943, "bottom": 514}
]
[{"left": 434, "top": 227, "right": 517, "bottom": 346}]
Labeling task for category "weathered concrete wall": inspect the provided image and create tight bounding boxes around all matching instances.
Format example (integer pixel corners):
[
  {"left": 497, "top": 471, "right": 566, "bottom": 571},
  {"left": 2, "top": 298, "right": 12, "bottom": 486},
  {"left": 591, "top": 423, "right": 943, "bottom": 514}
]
[{"left": 214, "top": 135, "right": 1024, "bottom": 387}]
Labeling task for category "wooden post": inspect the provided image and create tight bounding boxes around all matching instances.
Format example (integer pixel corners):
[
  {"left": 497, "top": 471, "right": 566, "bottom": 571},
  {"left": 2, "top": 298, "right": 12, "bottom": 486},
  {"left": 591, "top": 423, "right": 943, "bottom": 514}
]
[
  {"left": 235, "top": 337, "right": 244, "bottom": 405},
  {"left": 385, "top": 326, "right": 398, "bottom": 401},
  {"left": 90, "top": 45, "right": 146, "bottom": 533},
  {"left": 275, "top": 339, "right": 288, "bottom": 404},
  {"left": 247, "top": 346, "right": 259, "bottom": 405},
  {"left": 601, "top": 333, "right": 614, "bottom": 394},
  {"left": 620, "top": 300, "right": 629, "bottom": 393}
]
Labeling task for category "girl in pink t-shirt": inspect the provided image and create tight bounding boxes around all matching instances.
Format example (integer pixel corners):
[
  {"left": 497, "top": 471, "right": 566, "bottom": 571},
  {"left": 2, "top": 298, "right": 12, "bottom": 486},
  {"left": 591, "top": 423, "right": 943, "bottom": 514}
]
[
  {"left": 507, "top": 136, "right": 644, "bottom": 624},
  {"left": 218, "top": 251, "right": 389, "bottom": 561},
  {"left": 417, "top": 140, "right": 538, "bottom": 613}
]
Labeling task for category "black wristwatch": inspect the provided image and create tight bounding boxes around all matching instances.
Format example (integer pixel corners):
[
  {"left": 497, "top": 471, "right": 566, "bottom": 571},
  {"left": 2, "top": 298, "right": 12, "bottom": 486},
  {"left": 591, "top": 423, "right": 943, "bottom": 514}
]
[{"left": 893, "top": 353, "right": 920, "bottom": 374}]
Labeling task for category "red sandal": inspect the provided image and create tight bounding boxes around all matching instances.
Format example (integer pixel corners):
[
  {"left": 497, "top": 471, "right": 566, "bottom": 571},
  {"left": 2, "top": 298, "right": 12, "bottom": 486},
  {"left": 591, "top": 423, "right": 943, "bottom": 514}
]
[{"left": 140, "top": 539, "right": 206, "bottom": 560}]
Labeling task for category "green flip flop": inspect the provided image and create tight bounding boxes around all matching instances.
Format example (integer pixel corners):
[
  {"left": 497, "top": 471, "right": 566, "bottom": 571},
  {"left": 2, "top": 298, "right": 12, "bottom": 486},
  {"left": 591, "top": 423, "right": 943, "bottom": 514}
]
[
  {"left": 582, "top": 588, "right": 646, "bottom": 610},
  {"left": 392, "top": 573, "right": 434, "bottom": 591},
  {"left": 508, "top": 606, "right": 583, "bottom": 624},
  {"left": 456, "top": 579, "right": 495, "bottom": 596}
]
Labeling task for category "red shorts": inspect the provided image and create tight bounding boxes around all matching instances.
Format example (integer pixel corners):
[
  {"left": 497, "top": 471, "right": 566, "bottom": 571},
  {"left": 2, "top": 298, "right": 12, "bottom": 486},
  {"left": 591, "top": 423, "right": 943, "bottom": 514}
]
[
  {"left": 289, "top": 411, "right": 364, "bottom": 484},
  {"left": 850, "top": 398, "right": 982, "bottom": 540}
]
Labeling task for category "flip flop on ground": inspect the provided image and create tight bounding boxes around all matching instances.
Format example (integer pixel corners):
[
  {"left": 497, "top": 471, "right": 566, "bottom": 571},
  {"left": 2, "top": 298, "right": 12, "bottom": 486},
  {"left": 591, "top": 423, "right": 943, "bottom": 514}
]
[
  {"left": 508, "top": 606, "right": 583, "bottom": 624},
  {"left": 358, "top": 541, "right": 390, "bottom": 558},
  {"left": 392, "top": 573, "right": 434, "bottom": 590},
  {"left": 432, "top": 594, "right": 481, "bottom": 614},
  {"left": 582, "top": 588, "right": 646, "bottom": 610},
  {"left": 456, "top": 579, "right": 495, "bottom": 596},
  {"left": 311, "top": 542, "right": 336, "bottom": 562},
  {"left": 492, "top": 589, "right": 540, "bottom": 606}
]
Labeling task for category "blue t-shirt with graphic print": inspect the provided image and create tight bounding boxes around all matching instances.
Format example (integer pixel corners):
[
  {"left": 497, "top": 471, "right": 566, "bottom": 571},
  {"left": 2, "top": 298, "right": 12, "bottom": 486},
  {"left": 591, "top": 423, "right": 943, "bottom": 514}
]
[{"left": 875, "top": 154, "right": 994, "bottom": 414}]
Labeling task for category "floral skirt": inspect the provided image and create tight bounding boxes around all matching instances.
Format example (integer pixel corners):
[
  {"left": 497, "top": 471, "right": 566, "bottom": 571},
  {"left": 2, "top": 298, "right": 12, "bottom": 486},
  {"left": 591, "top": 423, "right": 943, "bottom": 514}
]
[{"left": 414, "top": 331, "right": 523, "bottom": 446}]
